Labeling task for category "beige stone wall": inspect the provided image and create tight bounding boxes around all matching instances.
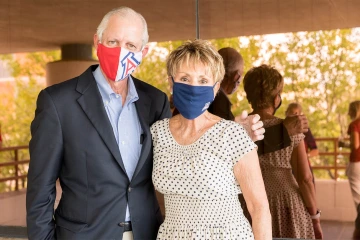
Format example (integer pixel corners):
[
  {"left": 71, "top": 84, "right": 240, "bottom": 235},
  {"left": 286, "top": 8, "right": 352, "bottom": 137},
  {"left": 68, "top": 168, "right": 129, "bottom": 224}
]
[
  {"left": 0, "top": 179, "right": 356, "bottom": 229},
  {"left": 316, "top": 179, "right": 356, "bottom": 222},
  {"left": 0, "top": 190, "right": 26, "bottom": 226}
]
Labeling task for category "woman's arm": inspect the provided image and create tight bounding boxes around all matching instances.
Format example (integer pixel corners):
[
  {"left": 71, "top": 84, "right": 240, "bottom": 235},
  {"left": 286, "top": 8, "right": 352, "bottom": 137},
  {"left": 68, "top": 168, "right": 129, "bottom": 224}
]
[
  {"left": 290, "top": 139, "right": 323, "bottom": 239},
  {"left": 350, "top": 131, "right": 360, "bottom": 150},
  {"left": 234, "top": 149, "right": 272, "bottom": 240}
]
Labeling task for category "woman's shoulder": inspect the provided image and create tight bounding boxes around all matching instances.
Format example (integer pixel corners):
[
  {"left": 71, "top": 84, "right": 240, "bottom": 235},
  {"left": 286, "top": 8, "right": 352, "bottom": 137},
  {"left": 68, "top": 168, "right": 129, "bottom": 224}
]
[
  {"left": 217, "top": 119, "right": 248, "bottom": 135},
  {"left": 351, "top": 118, "right": 360, "bottom": 126},
  {"left": 349, "top": 118, "right": 360, "bottom": 132},
  {"left": 262, "top": 116, "right": 283, "bottom": 127},
  {"left": 150, "top": 118, "right": 170, "bottom": 132}
]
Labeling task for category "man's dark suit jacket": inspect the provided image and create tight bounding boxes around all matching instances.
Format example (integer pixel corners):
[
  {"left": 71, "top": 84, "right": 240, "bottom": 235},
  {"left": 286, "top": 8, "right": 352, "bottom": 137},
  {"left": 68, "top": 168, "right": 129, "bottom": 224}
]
[
  {"left": 208, "top": 89, "right": 234, "bottom": 121},
  {"left": 26, "top": 65, "right": 171, "bottom": 240}
]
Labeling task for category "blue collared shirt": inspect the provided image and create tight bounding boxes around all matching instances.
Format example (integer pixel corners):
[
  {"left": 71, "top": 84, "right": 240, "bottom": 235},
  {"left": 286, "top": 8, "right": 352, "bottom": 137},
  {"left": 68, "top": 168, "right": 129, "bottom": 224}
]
[{"left": 93, "top": 66, "right": 142, "bottom": 221}]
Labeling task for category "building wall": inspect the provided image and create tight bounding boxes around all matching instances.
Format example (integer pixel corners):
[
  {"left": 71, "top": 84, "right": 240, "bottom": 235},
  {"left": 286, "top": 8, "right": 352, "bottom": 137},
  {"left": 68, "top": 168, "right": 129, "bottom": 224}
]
[{"left": 0, "top": 179, "right": 356, "bottom": 227}]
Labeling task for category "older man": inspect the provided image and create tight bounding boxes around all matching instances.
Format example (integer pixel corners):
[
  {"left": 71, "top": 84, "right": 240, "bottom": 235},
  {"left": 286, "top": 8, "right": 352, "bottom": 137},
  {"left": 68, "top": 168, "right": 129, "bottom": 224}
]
[
  {"left": 27, "top": 7, "right": 171, "bottom": 240},
  {"left": 27, "top": 7, "right": 265, "bottom": 240}
]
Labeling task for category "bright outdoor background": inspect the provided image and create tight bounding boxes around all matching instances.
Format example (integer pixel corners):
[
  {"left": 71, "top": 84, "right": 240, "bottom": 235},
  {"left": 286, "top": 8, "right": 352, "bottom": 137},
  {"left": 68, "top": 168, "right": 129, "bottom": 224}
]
[{"left": 1, "top": 28, "right": 360, "bottom": 191}]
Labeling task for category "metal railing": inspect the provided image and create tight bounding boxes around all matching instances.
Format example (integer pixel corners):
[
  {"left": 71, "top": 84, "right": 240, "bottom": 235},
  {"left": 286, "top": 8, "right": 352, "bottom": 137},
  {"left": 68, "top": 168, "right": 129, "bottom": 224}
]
[
  {"left": 0, "top": 137, "right": 352, "bottom": 193},
  {"left": 311, "top": 137, "right": 350, "bottom": 180},
  {"left": 0, "top": 145, "right": 29, "bottom": 191}
]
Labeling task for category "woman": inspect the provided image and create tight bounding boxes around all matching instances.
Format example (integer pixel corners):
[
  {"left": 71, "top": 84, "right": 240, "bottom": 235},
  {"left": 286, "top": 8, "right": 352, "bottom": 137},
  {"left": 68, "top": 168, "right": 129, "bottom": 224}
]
[
  {"left": 286, "top": 103, "right": 317, "bottom": 186},
  {"left": 242, "top": 65, "right": 323, "bottom": 239},
  {"left": 346, "top": 101, "right": 360, "bottom": 239},
  {"left": 286, "top": 103, "right": 319, "bottom": 159},
  {"left": 151, "top": 40, "right": 272, "bottom": 239}
]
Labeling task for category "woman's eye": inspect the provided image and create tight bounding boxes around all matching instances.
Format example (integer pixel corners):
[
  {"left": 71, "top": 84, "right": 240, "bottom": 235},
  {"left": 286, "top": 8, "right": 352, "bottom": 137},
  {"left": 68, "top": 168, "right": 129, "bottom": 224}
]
[
  {"left": 180, "top": 77, "right": 188, "bottom": 82},
  {"left": 200, "top": 79, "right": 208, "bottom": 84}
]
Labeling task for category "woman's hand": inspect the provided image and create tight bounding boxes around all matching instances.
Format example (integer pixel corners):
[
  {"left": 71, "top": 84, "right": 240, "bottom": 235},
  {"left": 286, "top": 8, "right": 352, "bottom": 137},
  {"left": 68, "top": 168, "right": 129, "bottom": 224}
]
[{"left": 312, "top": 219, "right": 323, "bottom": 239}]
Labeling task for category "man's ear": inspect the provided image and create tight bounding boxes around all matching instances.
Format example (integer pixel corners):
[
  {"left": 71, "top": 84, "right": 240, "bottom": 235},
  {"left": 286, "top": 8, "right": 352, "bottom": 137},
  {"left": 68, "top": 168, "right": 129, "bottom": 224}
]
[
  {"left": 141, "top": 45, "right": 149, "bottom": 57},
  {"left": 94, "top": 34, "right": 100, "bottom": 50}
]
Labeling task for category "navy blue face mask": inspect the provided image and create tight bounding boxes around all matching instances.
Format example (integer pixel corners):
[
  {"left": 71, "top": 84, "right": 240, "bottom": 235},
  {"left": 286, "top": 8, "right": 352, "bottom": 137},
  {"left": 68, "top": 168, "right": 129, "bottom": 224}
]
[{"left": 172, "top": 77, "right": 217, "bottom": 120}]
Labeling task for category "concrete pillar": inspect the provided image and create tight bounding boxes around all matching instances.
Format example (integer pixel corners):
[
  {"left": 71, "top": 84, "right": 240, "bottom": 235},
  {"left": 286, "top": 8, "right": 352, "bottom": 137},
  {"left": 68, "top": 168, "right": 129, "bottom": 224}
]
[{"left": 46, "top": 44, "right": 98, "bottom": 86}]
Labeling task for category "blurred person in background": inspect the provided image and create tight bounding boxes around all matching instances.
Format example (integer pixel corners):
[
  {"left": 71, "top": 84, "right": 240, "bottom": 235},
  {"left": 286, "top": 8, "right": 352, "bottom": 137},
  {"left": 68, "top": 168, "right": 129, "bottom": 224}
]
[
  {"left": 242, "top": 64, "right": 322, "bottom": 239},
  {"left": 286, "top": 102, "right": 318, "bottom": 185},
  {"left": 345, "top": 100, "right": 360, "bottom": 239},
  {"left": 207, "top": 47, "right": 310, "bottom": 154},
  {"left": 286, "top": 103, "right": 319, "bottom": 158}
]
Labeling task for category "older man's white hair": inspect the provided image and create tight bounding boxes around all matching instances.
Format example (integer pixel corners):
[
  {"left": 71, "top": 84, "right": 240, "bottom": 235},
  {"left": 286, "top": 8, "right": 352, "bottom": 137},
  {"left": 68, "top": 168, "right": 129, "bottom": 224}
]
[{"left": 96, "top": 7, "right": 149, "bottom": 48}]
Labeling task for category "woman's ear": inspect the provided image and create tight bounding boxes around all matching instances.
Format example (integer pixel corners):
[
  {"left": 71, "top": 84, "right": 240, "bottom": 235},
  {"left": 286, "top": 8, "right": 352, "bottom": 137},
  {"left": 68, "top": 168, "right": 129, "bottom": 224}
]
[
  {"left": 168, "top": 76, "right": 173, "bottom": 94},
  {"left": 214, "top": 81, "right": 221, "bottom": 97},
  {"left": 273, "top": 95, "right": 278, "bottom": 106}
]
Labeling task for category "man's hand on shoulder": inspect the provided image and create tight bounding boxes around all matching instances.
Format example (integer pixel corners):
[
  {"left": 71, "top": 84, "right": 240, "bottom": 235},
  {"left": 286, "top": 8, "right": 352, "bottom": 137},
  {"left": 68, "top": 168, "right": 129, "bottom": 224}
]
[
  {"left": 235, "top": 110, "right": 265, "bottom": 142},
  {"left": 283, "top": 114, "right": 309, "bottom": 136}
]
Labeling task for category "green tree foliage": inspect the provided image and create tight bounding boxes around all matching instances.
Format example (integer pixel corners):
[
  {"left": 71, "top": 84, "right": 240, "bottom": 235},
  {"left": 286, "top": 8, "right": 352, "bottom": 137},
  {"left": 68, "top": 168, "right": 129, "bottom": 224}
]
[
  {"left": 0, "top": 51, "right": 60, "bottom": 146},
  {"left": 1, "top": 29, "right": 359, "bottom": 183},
  {"left": 265, "top": 29, "right": 360, "bottom": 138},
  {"left": 133, "top": 40, "right": 185, "bottom": 94},
  {"left": 0, "top": 51, "right": 60, "bottom": 191}
]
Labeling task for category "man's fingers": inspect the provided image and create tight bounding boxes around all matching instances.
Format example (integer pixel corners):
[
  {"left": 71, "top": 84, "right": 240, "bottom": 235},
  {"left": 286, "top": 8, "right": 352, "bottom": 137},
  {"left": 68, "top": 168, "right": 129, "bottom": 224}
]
[
  {"left": 240, "top": 110, "right": 248, "bottom": 120},
  {"left": 251, "top": 120, "right": 263, "bottom": 131},
  {"left": 254, "top": 127, "right": 265, "bottom": 136},
  {"left": 251, "top": 114, "right": 260, "bottom": 124},
  {"left": 253, "top": 132, "right": 264, "bottom": 141}
]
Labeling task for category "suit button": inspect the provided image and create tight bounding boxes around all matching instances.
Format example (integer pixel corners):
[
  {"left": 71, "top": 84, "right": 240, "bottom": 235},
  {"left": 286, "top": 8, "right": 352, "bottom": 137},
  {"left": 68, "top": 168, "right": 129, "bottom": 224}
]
[
  {"left": 128, "top": 187, "right": 132, "bottom": 192},
  {"left": 118, "top": 222, "right": 125, "bottom": 227}
]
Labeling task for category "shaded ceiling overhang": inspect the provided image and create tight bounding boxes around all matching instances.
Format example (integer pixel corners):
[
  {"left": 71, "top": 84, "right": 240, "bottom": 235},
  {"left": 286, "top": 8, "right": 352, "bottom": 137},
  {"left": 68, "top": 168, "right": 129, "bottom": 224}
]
[{"left": 0, "top": 0, "right": 359, "bottom": 54}]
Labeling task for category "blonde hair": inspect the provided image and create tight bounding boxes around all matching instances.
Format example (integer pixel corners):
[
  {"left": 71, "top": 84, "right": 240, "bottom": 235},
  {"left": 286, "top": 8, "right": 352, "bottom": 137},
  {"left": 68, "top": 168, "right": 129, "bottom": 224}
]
[
  {"left": 349, "top": 101, "right": 360, "bottom": 120},
  {"left": 97, "top": 7, "right": 149, "bottom": 47},
  {"left": 166, "top": 39, "right": 225, "bottom": 83}
]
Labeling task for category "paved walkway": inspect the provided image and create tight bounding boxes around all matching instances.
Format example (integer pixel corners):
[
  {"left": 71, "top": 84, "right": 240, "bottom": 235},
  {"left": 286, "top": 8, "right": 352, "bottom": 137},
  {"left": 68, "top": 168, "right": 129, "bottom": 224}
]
[
  {"left": 322, "top": 220, "right": 354, "bottom": 240},
  {"left": 0, "top": 220, "right": 356, "bottom": 239}
]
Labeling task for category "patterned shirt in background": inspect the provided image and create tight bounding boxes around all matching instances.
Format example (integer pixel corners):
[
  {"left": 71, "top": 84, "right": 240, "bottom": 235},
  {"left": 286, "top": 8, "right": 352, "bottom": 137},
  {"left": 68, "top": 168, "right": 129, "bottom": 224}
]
[
  {"left": 304, "top": 128, "right": 317, "bottom": 151},
  {"left": 348, "top": 118, "right": 360, "bottom": 162}
]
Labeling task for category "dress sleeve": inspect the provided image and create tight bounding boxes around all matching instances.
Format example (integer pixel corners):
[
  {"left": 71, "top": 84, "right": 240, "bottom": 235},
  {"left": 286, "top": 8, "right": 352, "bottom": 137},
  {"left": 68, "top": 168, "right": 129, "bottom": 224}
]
[
  {"left": 291, "top": 133, "right": 305, "bottom": 148},
  {"left": 150, "top": 121, "right": 159, "bottom": 144},
  {"left": 225, "top": 122, "right": 257, "bottom": 166},
  {"left": 348, "top": 121, "right": 360, "bottom": 134},
  {"left": 304, "top": 128, "right": 317, "bottom": 150}
]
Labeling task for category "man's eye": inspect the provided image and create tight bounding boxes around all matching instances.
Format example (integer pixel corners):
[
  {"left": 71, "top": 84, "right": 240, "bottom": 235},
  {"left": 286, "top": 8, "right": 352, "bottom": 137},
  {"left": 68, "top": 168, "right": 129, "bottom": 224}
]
[
  {"left": 127, "top": 44, "right": 137, "bottom": 50},
  {"left": 108, "top": 41, "right": 116, "bottom": 45}
]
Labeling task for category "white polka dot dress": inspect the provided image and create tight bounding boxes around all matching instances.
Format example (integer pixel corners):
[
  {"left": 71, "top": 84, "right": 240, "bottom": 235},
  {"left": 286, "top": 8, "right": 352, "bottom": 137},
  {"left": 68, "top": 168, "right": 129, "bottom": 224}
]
[
  {"left": 151, "top": 118, "right": 256, "bottom": 240},
  {"left": 240, "top": 117, "right": 315, "bottom": 239}
]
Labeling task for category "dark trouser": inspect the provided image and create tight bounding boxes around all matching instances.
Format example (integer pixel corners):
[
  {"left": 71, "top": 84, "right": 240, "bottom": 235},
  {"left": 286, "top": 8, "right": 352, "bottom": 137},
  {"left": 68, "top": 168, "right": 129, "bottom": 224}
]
[{"left": 356, "top": 204, "right": 360, "bottom": 230}]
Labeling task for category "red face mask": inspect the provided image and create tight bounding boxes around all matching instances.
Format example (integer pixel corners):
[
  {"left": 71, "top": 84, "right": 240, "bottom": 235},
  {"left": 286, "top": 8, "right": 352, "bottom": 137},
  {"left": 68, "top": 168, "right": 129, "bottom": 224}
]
[{"left": 96, "top": 43, "right": 143, "bottom": 81}]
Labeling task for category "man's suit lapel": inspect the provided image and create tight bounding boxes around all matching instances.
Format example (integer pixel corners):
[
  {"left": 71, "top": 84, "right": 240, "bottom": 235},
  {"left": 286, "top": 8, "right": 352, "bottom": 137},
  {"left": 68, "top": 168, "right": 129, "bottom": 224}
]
[
  {"left": 132, "top": 78, "right": 152, "bottom": 180},
  {"left": 76, "top": 66, "right": 128, "bottom": 176}
]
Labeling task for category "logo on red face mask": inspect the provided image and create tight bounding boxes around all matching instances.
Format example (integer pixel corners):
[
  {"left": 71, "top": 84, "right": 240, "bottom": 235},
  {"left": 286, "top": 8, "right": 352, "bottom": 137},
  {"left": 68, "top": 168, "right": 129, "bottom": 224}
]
[
  {"left": 118, "top": 52, "right": 141, "bottom": 80},
  {"left": 97, "top": 43, "right": 142, "bottom": 81}
]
